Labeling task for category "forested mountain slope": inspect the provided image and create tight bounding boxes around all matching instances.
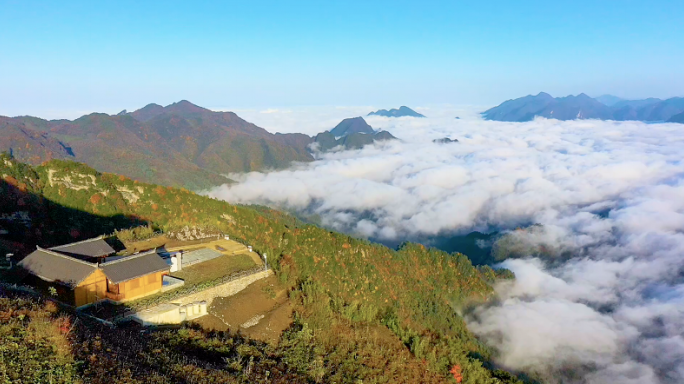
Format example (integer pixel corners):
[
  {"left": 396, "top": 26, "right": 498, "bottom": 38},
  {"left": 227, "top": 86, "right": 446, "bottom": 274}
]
[
  {"left": 127, "top": 101, "right": 314, "bottom": 174},
  {"left": 0, "top": 102, "right": 411, "bottom": 190},
  {"left": 0, "top": 101, "right": 315, "bottom": 189},
  {"left": 0, "top": 117, "right": 73, "bottom": 164},
  {"left": 49, "top": 113, "right": 229, "bottom": 189},
  {"left": 0, "top": 154, "right": 524, "bottom": 384}
]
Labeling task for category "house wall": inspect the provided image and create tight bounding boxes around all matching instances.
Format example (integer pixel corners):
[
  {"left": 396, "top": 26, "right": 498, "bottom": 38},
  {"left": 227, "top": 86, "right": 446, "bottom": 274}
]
[
  {"left": 23, "top": 274, "right": 76, "bottom": 305},
  {"left": 74, "top": 269, "right": 107, "bottom": 307},
  {"left": 116, "top": 271, "right": 163, "bottom": 302}
]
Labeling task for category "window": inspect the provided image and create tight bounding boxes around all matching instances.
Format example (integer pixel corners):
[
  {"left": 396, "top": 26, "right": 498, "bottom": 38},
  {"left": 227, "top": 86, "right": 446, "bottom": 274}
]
[
  {"left": 107, "top": 280, "right": 119, "bottom": 294},
  {"left": 128, "top": 278, "right": 140, "bottom": 290},
  {"left": 147, "top": 273, "right": 157, "bottom": 284}
]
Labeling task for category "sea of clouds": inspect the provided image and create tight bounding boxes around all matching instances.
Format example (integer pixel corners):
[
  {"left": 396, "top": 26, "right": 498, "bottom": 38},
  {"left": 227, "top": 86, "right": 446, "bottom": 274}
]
[{"left": 207, "top": 106, "right": 684, "bottom": 383}]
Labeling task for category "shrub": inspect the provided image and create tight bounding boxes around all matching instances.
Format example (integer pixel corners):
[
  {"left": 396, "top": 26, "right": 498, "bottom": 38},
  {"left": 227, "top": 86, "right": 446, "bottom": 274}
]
[{"left": 114, "top": 224, "right": 157, "bottom": 242}]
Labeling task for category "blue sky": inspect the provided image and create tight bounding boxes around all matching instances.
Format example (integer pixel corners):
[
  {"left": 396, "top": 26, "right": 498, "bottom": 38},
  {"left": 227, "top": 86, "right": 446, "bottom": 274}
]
[{"left": 1, "top": 0, "right": 683, "bottom": 118}]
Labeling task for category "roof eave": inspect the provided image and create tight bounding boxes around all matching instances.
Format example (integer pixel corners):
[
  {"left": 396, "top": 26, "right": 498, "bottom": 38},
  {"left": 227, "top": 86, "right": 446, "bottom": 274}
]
[{"left": 106, "top": 266, "right": 169, "bottom": 285}]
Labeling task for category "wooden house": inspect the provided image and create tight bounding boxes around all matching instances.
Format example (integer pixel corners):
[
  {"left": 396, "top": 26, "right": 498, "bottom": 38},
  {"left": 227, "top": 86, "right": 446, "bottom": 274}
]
[
  {"left": 48, "top": 236, "right": 116, "bottom": 261},
  {"left": 99, "top": 251, "right": 168, "bottom": 302},
  {"left": 18, "top": 238, "right": 169, "bottom": 307}
]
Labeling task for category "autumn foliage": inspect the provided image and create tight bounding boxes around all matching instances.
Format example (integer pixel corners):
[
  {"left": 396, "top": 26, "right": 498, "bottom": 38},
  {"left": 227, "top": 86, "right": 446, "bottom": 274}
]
[
  {"left": 450, "top": 365, "right": 463, "bottom": 383},
  {"left": 89, "top": 193, "right": 102, "bottom": 204},
  {"left": 0, "top": 155, "right": 524, "bottom": 384}
]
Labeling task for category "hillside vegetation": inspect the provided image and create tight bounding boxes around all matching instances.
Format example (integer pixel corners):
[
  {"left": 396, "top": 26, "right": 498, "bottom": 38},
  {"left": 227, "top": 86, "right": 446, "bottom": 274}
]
[
  {"left": 0, "top": 101, "right": 314, "bottom": 189},
  {"left": 0, "top": 153, "right": 524, "bottom": 383}
]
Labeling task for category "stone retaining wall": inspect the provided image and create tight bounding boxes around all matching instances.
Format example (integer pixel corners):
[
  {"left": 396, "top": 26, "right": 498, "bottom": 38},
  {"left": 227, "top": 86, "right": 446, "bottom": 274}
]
[{"left": 170, "top": 269, "right": 272, "bottom": 306}]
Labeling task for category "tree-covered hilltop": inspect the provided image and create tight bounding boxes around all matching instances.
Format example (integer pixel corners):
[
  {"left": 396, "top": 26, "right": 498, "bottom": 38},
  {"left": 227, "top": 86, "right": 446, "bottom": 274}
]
[
  {"left": 0, "top": 101, "right": 315, "bottom": 190},
  {"left": 0, "top": 153, "right": 524, "bottom": 383}
]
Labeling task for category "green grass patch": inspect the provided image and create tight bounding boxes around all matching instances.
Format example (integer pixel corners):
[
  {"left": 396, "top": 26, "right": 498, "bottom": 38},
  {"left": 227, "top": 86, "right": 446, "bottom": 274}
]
[
  {"left": 122, "top": 254, "right": 259, "bottom": 312},
  {"left": 172, "top": 253, "right": 257, "bottom": 286}
]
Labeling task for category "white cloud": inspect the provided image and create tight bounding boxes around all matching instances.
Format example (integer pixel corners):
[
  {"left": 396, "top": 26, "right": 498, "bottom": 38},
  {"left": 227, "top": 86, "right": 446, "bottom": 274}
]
[
  {"left": 226, "top": 105, "right": 376, "bottom": 135},
  {"left": 205, "top": 110, "right": 684, "bottom": 383},
  {"left": 259, "top": 108, "right": 291, "bottom": 114}
]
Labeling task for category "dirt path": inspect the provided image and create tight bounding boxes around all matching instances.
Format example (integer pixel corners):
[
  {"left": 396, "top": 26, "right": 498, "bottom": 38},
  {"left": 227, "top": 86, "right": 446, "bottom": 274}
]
[{"left": 192, "top": 275, "right": 293, "bottom": 344}]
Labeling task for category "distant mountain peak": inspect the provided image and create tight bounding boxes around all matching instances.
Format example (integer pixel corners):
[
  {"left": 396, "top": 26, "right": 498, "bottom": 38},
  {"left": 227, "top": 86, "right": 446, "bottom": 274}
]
[
  {"left": 368, "top": 106, "right": 425, "bottom": 118},
  {"left": 313, "top": 126, "right": 397, "bottom": 152},
  {"left": 1, "top": 101, "right": 318, "bottom": 189},
  {"left": 595, "top": 95, "right": 624, "bottom": 106},
  {"left": 164, "top": 100, "right": 209, "bottom": 115},
  {"left": 330, "top": 117, "right": 374, "bottom": 137},
  {"left": 79, "top": 112, "right": 110, "bottom": 120},
  {"left": 129, "top": 103, "right": 165, "bottom": 122},
  {"left": 484, "top": 92, "right": 684, "bottom": 122},
  {"left": 138, "top": 103, "right": 164, "bottom": 112},
  {"left": 128, "top": 101, "right": 211, "bottom": 122}
]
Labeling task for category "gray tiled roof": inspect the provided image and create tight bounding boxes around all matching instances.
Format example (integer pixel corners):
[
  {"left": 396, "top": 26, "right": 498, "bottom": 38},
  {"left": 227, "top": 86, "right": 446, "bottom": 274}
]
[
  {"left": 50, "top": 236, "right": 115, "bottom": 259},
  {"left": 100, "top": 250, "right": 169, "bottom": 284},
  {"left": 18, "top": 247, "right": 98, "bottom": 288}
]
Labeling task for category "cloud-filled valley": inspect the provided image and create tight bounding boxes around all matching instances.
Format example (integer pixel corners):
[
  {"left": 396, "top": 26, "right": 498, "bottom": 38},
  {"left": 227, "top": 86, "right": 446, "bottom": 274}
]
[{"left": 207, "top": 108, "right": 684, "bottom": 383}]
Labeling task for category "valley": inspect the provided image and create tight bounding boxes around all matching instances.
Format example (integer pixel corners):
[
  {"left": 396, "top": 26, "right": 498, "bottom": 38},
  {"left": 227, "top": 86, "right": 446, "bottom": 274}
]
[
  {"left": 0, "top": 154, "right": 524, "bottom": 383},
  {"left": 3, "top": 3, "right": 683, "bottom": 382}
]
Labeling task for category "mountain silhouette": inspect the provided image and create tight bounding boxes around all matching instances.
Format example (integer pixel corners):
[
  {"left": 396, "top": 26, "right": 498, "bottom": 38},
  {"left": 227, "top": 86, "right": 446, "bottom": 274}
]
[
  {"left": 330, "top": 117, "right": 375, "bottom": 137},
  {"left": 368, "top": 106, "right": 425, "bottom": 118},
  {"left": 484, "top": 93, "right": 684, "bottom": 122}
]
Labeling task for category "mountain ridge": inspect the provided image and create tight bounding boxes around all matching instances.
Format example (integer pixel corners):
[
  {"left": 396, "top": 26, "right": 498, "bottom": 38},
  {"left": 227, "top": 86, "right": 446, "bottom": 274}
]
[
  {"left": 0, "top": 101, "right": 406, "bottom": 189},
  {"left": 0, "top": 116, "right": 74, "bottom": 164},
  {"left": 314, "top": 117, "right": 397, "bottom": 151},
  {"left": 330, "top": 117, "right": 375, "bottom": 137},
  {"left": 668, "top": 110, "right": 684, "bottom": 123},
  {"left": 0, "top": 101, "right": 317, "bottom": 189},
  {"left": 368, "top": 106, "right": 425, "bottom": 118},
  {"left": 484, "top": 93, "right": 684, "bottom": 122},
  {"left": 594, "top": 94, "right": 624, "bottom": 106}
]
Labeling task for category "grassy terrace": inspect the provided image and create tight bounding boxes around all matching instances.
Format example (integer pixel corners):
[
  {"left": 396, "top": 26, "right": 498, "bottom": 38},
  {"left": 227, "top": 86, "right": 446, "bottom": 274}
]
[
  {"left": 117, "top": 234, "right": 223, "bottom": 254},
  {"left": 124, "top": 252, "right": 259, "bottom": 312},
  {"left": 113, "top": 236, "right": 263, "bottom": 309},
  {"left": 172, "top": 252, "right": 257, "bottom": 287}
]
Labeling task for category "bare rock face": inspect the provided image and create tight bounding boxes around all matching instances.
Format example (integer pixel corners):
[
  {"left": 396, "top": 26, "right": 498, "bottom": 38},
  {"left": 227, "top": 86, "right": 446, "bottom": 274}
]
[
  {"left": 221, "top": 213, "right": 236, "bottom": 225},
  {"left": 166, "top": 226, "right": 221, "bottom": 241}
]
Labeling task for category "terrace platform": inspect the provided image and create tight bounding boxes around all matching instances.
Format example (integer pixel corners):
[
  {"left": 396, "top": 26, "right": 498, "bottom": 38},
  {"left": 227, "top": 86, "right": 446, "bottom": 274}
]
[
  {"left": 161, "top": 275, "right": 185, "bottom": 292},
  {"left": 180, "top": 248, "right": 223, "bottom": 267}
]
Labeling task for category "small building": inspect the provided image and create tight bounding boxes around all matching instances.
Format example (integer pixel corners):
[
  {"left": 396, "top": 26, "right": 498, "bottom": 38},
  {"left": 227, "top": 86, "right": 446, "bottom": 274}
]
[{"left": 18, "top": 238, "right": 169, "bottom": 307}]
